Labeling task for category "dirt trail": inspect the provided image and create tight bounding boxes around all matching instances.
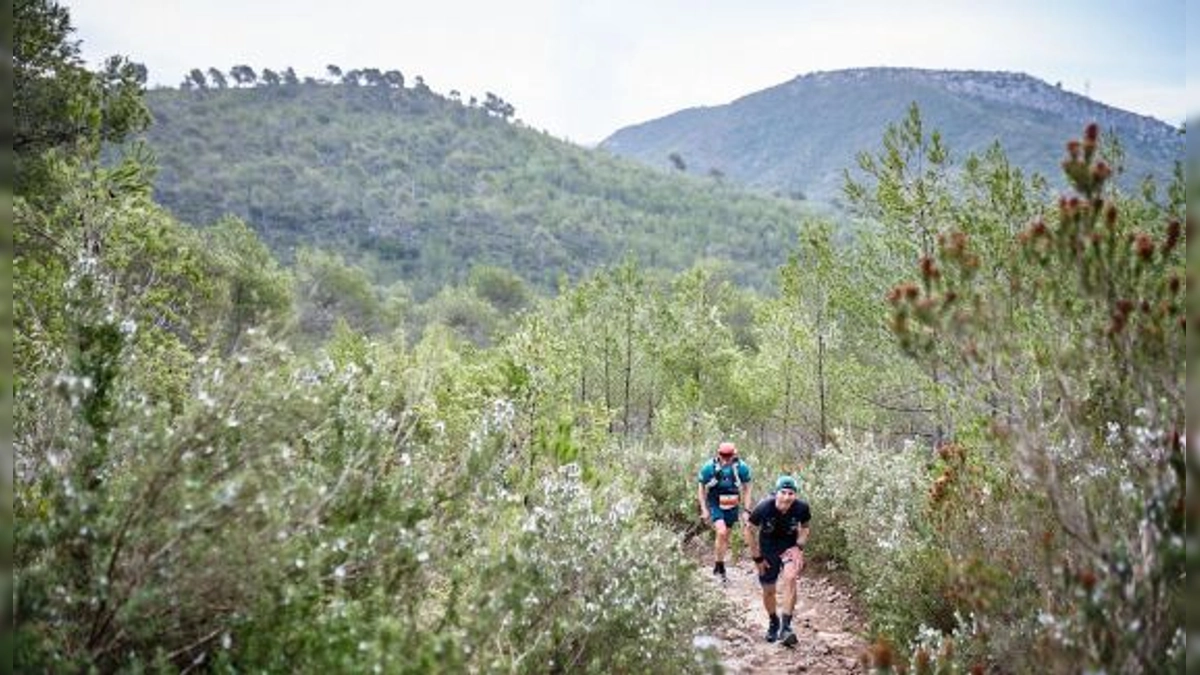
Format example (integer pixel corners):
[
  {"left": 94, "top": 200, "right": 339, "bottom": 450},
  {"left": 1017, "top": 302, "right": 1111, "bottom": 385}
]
[{"left": 696, "top": 554, "right": 871, "bottom": 674}]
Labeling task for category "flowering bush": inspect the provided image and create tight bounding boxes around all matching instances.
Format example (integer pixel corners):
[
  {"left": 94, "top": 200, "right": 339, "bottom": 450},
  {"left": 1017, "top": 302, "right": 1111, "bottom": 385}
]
[
  {"left": 16, "top": 285, "right": 725, "bottom": 672},
  {"left": 806, "top": 434, "right": 951, "bottom": 640},
  {"left": 462, "top": 465, "right": 721, "bottom": 672},
  {"left": 632, "top": 442, "right": 706, "bottom": 533},
  {"left": 864, "top": 123, "right": 1185, "bottom": 672}
]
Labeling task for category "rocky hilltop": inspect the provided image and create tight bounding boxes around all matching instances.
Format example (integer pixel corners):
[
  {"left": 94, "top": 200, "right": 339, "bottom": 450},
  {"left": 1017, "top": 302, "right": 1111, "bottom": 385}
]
[{"left": 601, "top": 67, "right": 1182, "bottom": 203}]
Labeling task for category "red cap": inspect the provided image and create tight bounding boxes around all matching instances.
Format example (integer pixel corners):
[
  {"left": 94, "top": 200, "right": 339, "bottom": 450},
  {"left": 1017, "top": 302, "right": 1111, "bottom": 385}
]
[{"left": 717, "top": 442, "right": 737, "bottom": 457}]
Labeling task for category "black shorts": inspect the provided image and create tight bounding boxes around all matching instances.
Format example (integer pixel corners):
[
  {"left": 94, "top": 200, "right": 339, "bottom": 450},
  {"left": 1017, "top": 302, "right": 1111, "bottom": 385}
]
[{"left": 757, "top": 545, "right": 801, "bottom": 585}]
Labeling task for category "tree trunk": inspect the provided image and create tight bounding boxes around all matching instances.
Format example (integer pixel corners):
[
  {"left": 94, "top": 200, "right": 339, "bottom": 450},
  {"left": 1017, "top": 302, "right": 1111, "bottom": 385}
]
[
  {"left": 818, "top": 333, "right": 827, "bottom": 451},
  {"left": 623, "top": 303, "right": 632, "bottom": 439}
]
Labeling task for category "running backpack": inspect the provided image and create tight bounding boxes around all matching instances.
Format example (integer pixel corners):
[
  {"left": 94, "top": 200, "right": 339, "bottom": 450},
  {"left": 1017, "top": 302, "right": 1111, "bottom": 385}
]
[{"left": 704, "top": 456, "right": 743, "bottom": 490}]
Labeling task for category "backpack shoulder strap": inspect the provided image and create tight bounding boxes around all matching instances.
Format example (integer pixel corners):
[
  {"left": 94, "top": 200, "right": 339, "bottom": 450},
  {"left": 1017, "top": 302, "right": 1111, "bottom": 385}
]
[
  {"left": 707, "top": 457, "right": 744, "bottom": 490},
  {"left": 703, "top": 458, "right": 720, "bottom": 489},
  {"left": 717, "top": 456, "right": 742, "bottom": 488}
]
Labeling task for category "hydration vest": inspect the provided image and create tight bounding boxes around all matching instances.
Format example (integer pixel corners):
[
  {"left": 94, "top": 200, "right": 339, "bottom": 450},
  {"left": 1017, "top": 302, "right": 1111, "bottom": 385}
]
[{"left": 704, "top": 457, "right": 743, "bottom": 491}]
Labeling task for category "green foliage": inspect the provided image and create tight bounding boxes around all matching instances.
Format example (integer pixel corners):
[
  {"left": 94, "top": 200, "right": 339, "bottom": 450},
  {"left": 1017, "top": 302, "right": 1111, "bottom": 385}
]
[
  {"left": 629, "top": 442, "right": 705, "bottom": 535},
  {"left": 132, "top": 81, "right": 817, "bottom": 299},
  {"left": 294, "top": 247, "right": 395, "bottom": 340},
  {"left": 753, "top": 217, "right": 930, "bottom": 455},
  {"left": 1186, "top": 124, "right": 1199, "bottom": 675},
  {"left": 807, "top": 433, "right": 946, "bottom": 640},
  {"left": 0, "top": 14, "right": 13, "bottom": 644},
  {"left": 845, "top": 102, "right": 953, "bottom": 266},
  {"left": 15, "top": 155, "right": 223, "bottom": 405},
  {"left": 17, "top": 294, "right": 725, "bottom": 673},
  {"left": 17, "top": 332, "right": 320, "bottom": 670},
  {"left": 0, "top": 194, "right": 12, "bottom": 675},
  {"left": 15, "top": 0, "right": 150, "bottom": 196},
  {"left": 465, "top": 467, "right": 721, "bottom": 673},
  {"left": 468, "top": 264, "right": 532, "bottom": 315},
  {"left": 16, "top": 8, "right": 1186, "bottom": 674},
  {"left": 871, "top": 123, "right": 1184, "bottom": 672},
  {"left": 654, "top": 265, "right": 740, "bottom": 438},
  {"left": 419, "top": 285, "right": 503, "bottom": 348},
  {"left": 202, "top": 216, "right": 295, "bottom": 352}
]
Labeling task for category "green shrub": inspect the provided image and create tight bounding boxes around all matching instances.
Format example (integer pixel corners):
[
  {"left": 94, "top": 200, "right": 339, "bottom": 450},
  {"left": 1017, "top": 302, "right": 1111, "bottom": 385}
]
[
  {"left": 806, "top": 433, "right": 942, "bottom": 642},
  {"left": 464, "top": 465, "right": 722, "bottom": 673}
]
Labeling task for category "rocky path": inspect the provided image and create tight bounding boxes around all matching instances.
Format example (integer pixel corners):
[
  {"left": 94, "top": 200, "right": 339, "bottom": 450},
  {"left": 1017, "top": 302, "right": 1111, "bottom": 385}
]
[{"left": 698, "top": 555, "right": 871, "bottom": 674}]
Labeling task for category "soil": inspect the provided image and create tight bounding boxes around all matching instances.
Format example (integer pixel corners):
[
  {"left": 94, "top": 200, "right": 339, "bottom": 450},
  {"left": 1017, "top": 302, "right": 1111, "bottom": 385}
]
[{"left": 694, "top": 551, "right": 872, "bottom": 674}]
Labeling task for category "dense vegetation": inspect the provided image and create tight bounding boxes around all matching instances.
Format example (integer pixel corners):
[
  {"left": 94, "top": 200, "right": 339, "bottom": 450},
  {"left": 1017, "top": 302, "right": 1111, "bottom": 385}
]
[
  {"left": 14, "top": 2, "right": 1188, "bottom": 673},
  {"left": 133, "top": 74, "right": 825, "bottom": 300},
  {"left": 2, "top": 4, "right": 14, "bottom": 669}
]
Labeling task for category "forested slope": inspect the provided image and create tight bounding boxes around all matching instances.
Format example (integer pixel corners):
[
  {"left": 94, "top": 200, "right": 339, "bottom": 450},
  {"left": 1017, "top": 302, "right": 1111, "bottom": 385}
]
[{"left": 137, "top": 81, "right": 822, "bottom": 298}]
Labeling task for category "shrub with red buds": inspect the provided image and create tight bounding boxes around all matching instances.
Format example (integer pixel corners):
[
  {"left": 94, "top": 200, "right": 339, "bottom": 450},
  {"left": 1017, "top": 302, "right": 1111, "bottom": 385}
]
[
  {"left": 919, "top": 256, "right": 940, "bottom": 281},
  {"left": 1133, "top": 233, "right": 1154, "bottom": 261},
  {"left": 1104, "top": 204, "right": 1118, "bottom": 228},
  {"left": 1163, "top": 219, "right": 1180, "bottom": 255}
]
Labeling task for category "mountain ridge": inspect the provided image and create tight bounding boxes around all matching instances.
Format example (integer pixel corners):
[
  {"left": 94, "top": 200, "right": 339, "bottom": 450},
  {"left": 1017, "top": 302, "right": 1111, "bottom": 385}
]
[{"left": 600, "top": 67, "right": 1182, "bottom": 202}]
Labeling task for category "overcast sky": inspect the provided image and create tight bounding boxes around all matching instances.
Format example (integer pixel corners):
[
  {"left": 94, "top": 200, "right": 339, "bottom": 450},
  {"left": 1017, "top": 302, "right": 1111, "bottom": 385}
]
[{"left": 66, "top": 0, "right": 1194, "bottom": 145}]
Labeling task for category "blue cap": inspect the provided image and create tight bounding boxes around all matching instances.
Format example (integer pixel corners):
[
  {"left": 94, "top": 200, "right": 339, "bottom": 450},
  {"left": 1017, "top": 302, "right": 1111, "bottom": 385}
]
[{"left": 775, "top": 475, "right": 798, "bottom": 493}]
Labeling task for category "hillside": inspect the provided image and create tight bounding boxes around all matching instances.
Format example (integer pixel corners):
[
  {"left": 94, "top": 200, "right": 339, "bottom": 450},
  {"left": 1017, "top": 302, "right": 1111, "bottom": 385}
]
[
  {"left": 600, "top": 68, "right": 1183, "bottom": 202},
  {"left": 18, "top": 3, "right": 1186, "bottom": 670},
  {"left": 135, "top": 82, "right": 822, "bottom": 298}
]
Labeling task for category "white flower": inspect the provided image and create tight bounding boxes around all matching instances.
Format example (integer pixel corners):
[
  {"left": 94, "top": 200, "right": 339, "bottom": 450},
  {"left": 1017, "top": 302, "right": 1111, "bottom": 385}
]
[{"left": 217, "top": 482, "right": 240, "bottom": 505}]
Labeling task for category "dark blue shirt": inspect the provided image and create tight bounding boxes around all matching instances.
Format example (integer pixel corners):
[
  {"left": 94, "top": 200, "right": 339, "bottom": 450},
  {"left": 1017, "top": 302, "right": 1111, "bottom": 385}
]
[{"left": 748, "top": 496, "right": 811, "bottom": 552}]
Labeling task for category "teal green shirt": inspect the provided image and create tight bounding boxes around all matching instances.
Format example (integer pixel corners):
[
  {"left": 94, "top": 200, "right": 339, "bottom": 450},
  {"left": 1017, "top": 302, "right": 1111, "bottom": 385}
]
[{"left": 698, "top": 458, "right": 752, "bottom": 497}]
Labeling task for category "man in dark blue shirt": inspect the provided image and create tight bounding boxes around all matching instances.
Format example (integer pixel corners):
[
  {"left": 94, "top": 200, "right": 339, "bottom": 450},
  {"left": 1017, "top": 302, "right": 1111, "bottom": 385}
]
[{"left": 746, "top": 475, "right": 811, "bottom": 647}]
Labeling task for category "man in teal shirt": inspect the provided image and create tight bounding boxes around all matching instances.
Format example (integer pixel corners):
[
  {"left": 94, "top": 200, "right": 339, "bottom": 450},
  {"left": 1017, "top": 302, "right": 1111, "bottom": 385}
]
[{"left": 697, "top": 442, "right": 753, "bottom": 582}]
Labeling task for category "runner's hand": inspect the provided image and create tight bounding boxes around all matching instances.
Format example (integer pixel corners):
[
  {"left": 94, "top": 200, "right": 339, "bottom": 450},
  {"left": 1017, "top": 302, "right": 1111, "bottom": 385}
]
[
  {"left": 782, "top": 546, "right": 805, "bottom": 571},
  {"left": 754, "top": 559, "right": 769, "bottom": 575}
]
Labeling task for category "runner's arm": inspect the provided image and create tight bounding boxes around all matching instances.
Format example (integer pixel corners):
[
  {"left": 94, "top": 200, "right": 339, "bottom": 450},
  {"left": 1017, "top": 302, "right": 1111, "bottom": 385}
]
[{"left": 746, "top": 522, "right": 762, "bottom": 559}]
